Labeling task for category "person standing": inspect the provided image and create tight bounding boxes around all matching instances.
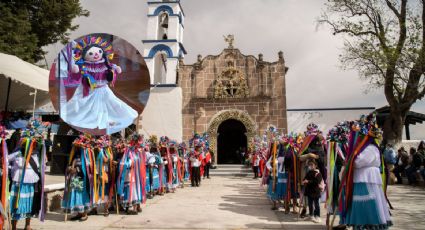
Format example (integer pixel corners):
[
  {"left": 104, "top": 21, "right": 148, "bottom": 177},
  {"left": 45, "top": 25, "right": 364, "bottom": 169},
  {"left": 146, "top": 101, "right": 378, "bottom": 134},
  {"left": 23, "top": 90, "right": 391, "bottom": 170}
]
[
  {"left": 383, "top": 144, "right": 397, "bottom": 185},
  {"left": 302, "top": 159, "right": 323, "bottom": 223},
  {"left": 203, "top": 148, "right": 212, "bottom": 179},
  {"left": 339, "top": 114, "right": 392, "bottom": 229},
  {"left": 190, "top": 144, "right": 202, "bottom": 187},
  {"left": 252, "top": 152, "right": 260, "bottom": 179},
  {"left": 9, "top": 123, "right": 46, "bottom": 230}
]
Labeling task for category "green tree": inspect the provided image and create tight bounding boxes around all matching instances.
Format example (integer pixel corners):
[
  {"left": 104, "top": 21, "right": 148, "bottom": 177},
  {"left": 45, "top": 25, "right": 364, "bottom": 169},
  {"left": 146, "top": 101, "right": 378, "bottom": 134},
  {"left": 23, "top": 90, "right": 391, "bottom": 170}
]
[
  {"left": 319, "top": 0, "right": 425, "bottom": 144},
  {"left": 0, "top": 0, "right": 89, "bottom": 63}
]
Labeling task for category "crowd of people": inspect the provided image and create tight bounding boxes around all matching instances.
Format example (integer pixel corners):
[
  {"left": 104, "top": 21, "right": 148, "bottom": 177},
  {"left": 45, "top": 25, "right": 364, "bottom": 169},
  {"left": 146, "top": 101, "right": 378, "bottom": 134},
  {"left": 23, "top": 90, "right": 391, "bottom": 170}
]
[
  {"left": 248, "top": 114, "right": 393, "bottom": 229},
  {"left": 0, "top": 120, "right": 213, "bottom": 230},
  {"left": 389, "top": 141, "right": 425, "bottom": 186}
]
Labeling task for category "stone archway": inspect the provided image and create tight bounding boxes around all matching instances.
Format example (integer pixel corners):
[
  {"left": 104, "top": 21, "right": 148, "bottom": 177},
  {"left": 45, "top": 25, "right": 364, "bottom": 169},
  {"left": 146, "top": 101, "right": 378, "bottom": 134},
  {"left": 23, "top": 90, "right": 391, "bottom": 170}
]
[{"left": 207, "top": 110, "right": 257, "bottom": 164}]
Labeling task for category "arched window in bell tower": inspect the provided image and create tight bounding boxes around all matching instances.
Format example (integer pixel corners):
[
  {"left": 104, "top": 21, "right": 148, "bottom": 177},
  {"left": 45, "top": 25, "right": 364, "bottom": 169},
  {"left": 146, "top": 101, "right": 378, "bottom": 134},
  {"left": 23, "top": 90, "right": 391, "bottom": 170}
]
[
  {"left": 153, "top": 51, "right": 168, "bottom": 84},
  {"left": 158, "top": 12, "right": 169, "bottom": 40}
]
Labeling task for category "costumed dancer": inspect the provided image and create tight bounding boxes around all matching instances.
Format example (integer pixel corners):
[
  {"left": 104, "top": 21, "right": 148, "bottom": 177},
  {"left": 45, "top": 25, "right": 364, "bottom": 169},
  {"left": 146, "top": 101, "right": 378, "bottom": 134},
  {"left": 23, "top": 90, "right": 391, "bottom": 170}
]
[
  {"left": 63, "top": 135, "right": 91, "bottom": 221},
  {"left": 146, "top": 136, "right": 162, "bottom": 196},
  {"left": 325, "top": 122, "right": 349, "bottom": 227},
  {"left": 282, "top": 134, "right": 300, "bottom": 214},
  {"left": 169, "top": 140, "right": 180, "bottom": 191},
  {"left": 0, "top": 126, "right": 9, "bottom": 229},
  {"left": 62, "top": 35, "right": 137, "bottom": 134},
  {"left": 200, "top": 133, "right": 210, "bottom": 179},
  {"left": 297, "top": 123, "right": 326, "bottom": 219},
  {"left": 266, "top": 140, "right": 286, "bottom": 210},
  {"left": 9, "top": 119, "right": 47, "bottom": 230},
  {"left": 179, "top": 143, "right": 190, "bottom": 183},
  {"left": 145, "top": 144, "right": 155, "bottom": 199},
  {"left": 90, "top": 136, "right": 115, "bottom": 216},
  {"left": 117, "top": 134, "right": 143, "bottom": 215},
  {"left": 336, "top": 114, "right": 392, "bottom": 229},
  {"left": 159, "top": 136, "right": 173, "bottom": 193}
]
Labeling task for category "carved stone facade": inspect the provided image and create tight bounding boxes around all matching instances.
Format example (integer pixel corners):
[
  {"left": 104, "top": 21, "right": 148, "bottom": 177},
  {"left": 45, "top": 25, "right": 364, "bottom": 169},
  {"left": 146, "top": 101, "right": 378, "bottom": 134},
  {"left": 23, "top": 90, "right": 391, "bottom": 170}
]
[{"left": 178, "top": 47, "right": 288, "bottom": 162}]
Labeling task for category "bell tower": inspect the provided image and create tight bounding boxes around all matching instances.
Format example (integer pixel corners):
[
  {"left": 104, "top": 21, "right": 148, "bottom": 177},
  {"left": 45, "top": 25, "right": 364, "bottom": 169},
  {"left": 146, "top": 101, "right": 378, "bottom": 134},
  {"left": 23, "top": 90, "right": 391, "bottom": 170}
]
[
  {"left": 143, "top": 0, "right": 187, "bottom": 85},
  {"left": 139, "top": 0, "right": 185, "bottom": 142}
]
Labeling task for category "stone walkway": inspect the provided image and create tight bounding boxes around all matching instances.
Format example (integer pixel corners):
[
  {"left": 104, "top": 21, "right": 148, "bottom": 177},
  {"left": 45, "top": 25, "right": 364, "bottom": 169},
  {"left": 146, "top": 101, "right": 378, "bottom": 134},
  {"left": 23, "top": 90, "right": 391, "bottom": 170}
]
[{"left": 18, "top": 175, "right": 425, "bottom": 229}]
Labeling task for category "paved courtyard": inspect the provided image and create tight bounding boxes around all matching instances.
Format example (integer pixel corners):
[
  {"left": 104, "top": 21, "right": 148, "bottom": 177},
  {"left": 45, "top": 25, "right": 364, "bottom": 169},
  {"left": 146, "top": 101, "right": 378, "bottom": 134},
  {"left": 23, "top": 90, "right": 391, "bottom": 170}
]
[{"left": 21, "top": 174, "right": 425, "bottom": 230}]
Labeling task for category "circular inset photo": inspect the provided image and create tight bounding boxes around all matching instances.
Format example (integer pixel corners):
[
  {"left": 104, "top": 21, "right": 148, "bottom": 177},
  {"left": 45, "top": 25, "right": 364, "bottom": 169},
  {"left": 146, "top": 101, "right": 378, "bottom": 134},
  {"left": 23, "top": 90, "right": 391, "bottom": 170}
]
[{"left": 49, "top": 33, "right": 150, "bottom": 135}]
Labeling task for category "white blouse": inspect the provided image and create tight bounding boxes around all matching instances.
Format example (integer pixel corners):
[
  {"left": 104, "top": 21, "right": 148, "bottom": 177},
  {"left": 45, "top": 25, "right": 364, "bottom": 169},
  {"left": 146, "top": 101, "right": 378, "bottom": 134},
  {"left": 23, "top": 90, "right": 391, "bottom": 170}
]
[
  {"left": 353, "top": 144, "right": 383, "bottom": 184},
  {"left": 8, "top": 151, "right": 40, "bottom": 183}
]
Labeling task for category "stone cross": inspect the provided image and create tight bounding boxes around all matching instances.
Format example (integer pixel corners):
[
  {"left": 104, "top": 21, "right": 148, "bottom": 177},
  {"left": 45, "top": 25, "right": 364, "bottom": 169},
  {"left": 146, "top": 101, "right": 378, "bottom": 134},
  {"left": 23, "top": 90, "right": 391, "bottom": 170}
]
[{"left": 223, "top": 34, "right": 234, "bottom": 49}]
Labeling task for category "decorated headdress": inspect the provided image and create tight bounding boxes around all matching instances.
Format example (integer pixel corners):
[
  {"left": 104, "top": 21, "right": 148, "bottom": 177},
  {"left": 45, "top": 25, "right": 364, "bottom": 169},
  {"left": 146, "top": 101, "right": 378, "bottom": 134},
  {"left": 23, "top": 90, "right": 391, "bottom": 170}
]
[
  {"left": 73, "top": 35, "right": 114, "bottom": 65},
  {"left": 159, "top": 136, "right": 169, "bottom": 148},
  {"left": 306, "top": 123, "right": 320, "bottom": 136},
  {"left": 168, "top": 139, "right": 177, "bottom": 149},
  {"left": 189, "top": 133, "right": 202, "bottom": 148},
  {"left": 21, "top": 118, "right": 48, "bottom": 143},
  {"left": 178, "top": 142, "right": 186, "bottom": 150},
  {"left": 327, "top": 121, "right": 351, "bottom": 143},
  {"left": 201, "top": 132, "right": 210, "bottom": 149},
  {"left": 73, "top": 35, "right": 116, "bottom": 92},
  {"left": 149, "top": 135, "right": 158, "bottom": 148}
]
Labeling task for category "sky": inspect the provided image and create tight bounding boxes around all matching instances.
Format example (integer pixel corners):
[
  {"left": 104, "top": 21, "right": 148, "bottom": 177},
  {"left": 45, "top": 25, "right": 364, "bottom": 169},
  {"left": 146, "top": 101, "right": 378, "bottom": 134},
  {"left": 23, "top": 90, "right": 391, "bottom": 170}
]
[{"left": 44, "top": 0, "right": 425, "bottom": 139}]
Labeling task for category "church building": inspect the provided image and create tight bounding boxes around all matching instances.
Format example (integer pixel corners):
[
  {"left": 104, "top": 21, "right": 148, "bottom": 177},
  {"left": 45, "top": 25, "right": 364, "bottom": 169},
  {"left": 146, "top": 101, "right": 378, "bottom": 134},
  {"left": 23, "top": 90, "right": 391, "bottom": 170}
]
[{"left": 140, "top": 0, "right": 288, "bottom": 164}]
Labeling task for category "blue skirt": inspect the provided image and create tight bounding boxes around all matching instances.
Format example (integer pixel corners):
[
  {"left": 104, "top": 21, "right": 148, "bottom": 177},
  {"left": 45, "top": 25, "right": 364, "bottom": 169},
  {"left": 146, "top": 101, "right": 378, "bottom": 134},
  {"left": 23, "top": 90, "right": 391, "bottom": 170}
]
[
  {"left": 184, "top": 164, "right": 190, "bottom": 181},
  {"left": 172, "top": 167, "right": 179, "bottom": 187},
  {"left": 62, "top": 184, "right": 90, "bottom": 213},
  {"left": 122, "top": 182, "right": 141, "bottom": 208},
  {"left": 267, "top": 172, "right": 287, "bottom": 201},
  {"left": 146, "top": 167, "right": 160, "bottom": 192},
  {"left": 10, "top": 182, "right": 35, "bottom": 220},
  {"left": 342, "top": 182, "right": 392, "bottom": 229}
]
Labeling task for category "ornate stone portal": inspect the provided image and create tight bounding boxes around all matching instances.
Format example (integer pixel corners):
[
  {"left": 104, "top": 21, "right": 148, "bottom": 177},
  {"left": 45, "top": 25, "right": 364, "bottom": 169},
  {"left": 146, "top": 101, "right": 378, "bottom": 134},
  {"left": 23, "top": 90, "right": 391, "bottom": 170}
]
[
  {"left": 214, "top": 61, "right": 249, "bottom": 99},
  {"left": 207, "top": 110, "right": 256, "bottom": 163},
  {"left": 178, "top": 40, "right": 288, "bottom": 164}
]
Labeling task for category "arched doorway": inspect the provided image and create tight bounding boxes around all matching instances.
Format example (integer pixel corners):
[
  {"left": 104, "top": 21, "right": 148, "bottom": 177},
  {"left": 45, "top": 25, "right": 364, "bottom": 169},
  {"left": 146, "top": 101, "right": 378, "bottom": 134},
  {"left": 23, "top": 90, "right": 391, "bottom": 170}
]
[
  {"left": 207, "top": 109, "right": 256, "bottom": 165},
  {"left": 217, "top": 119, "right": 247, "bottom": 164}
]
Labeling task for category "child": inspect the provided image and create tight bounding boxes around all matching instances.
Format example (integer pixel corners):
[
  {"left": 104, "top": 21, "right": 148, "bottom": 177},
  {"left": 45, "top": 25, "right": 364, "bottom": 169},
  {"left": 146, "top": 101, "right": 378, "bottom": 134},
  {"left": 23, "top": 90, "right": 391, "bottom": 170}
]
[{"left": 302, "top": 159, "right": 322, "bottom": 223}]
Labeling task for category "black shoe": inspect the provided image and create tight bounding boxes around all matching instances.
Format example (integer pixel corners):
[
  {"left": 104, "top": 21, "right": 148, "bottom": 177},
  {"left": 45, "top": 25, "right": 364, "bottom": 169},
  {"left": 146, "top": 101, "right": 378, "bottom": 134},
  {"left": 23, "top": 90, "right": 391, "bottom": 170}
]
[
  {"left": 88, "top": 209, "right": 98, "bottom": 216},
  {"left": 207, "top": 177, "right": 210, "bottom": 179},
  {"left": 70, "top": 214, "right": 82, "bottom": 221}
]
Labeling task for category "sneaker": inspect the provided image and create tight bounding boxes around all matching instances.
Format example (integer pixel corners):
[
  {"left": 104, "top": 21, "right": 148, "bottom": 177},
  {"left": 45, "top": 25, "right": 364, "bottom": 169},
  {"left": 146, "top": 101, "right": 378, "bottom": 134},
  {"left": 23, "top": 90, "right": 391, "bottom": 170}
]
[
  {"left": 312, "top": 216, "right": 320, "bottom": 223},
  {"left": 315, "top": 216, "right": 322, "bottom": 223}
]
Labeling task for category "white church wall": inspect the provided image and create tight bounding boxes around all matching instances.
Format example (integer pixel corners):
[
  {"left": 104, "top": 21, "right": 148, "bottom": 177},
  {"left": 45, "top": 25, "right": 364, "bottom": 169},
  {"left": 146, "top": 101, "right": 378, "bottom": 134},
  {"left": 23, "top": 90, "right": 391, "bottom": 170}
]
[
  {"left": 139, "top": 87, "right": 183, "bottom": 142},
  {"left": 287, "top": 109, "right": 375, "bottom": 134}
]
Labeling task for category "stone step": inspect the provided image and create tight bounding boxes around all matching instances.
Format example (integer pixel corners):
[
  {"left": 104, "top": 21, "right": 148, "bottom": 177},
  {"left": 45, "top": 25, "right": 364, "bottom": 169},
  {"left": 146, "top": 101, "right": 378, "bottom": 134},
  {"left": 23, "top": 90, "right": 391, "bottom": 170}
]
[
  {"left": 213, "top": 164, "right": 247, "bottom": 168},
  {"left": 210, "top": 165, "right": 253, "bottom": 177},
  {"left": 210, "top": 169, "right": 251, "bottom": 172},
  {"left": 209, "top": 171, "right": 250, "bottom": 177}
]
